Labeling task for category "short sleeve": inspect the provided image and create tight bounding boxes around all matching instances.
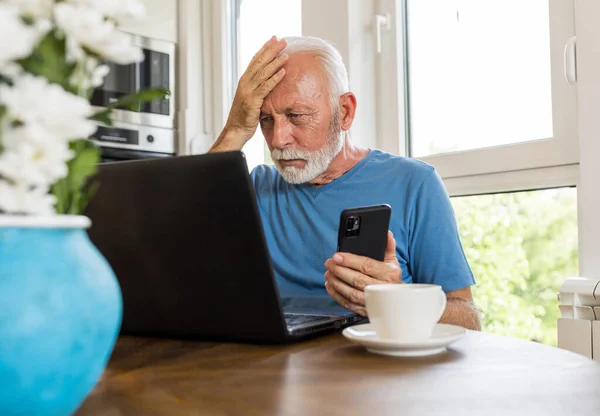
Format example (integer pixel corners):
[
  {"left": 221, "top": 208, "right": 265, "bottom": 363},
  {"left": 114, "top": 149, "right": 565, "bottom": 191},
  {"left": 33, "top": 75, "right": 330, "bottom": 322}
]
[{"left": 407, "top": 170, "right": 475, "bottom": 292}]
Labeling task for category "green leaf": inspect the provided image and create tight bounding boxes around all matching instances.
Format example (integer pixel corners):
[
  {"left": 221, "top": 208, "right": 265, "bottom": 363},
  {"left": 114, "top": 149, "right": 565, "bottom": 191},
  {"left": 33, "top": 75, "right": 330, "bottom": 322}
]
[
  {"left": 68, "top": 143, "right": 100, "bottom": 194},
  {"left": 89, "top": 108, "right": 113, "bottom": 126},
  {"left": 17, "top": 31, "right": 77, "bottom": 93},
  {"left": 89, "top": 88, "right": 169, "bottom": 124},
  {"left": 51, "top": 139, "right": 101, "bottom": 214},
  {"left": 51, "top": 175, "right": 68, "bottom": 214},
  {"left": 21, "top": 14, "right": 35, "bottom": 25},
  {"left": 77, "top": 180, "right": 100, "bottom": 215},
  {"left": 108, "top": 88, "right": 170, "bottom": 111}
]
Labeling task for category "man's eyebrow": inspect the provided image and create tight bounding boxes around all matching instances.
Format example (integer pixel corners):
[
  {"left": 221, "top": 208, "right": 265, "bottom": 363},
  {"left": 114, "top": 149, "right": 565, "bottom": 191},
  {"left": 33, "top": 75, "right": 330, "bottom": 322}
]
[
  {"left": 283, "top": 105, "right": 314, "bottom": 113},
  {"left": 260, "top": 105, "right": 316, "bottom": 117}
]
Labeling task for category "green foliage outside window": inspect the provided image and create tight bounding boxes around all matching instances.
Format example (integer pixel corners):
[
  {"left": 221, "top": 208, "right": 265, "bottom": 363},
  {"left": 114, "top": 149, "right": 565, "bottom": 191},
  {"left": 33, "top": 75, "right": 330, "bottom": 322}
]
[{"left": 451, "top": 188, "right": 578, "bottom": 345}]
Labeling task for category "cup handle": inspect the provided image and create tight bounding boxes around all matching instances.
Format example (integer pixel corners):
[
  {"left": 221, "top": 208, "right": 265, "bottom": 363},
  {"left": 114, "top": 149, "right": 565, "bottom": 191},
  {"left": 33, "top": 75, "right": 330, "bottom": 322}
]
[{"left": 437, "top": 289, "right": 447, "bottom": 322}]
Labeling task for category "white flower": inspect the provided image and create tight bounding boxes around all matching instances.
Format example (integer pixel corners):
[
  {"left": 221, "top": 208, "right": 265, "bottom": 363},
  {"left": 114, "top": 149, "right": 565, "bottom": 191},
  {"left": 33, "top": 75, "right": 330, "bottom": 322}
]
[
  {"left": 91, "top": 64, "right": 110, "bottom": 87},
  {"left": 53, "top": 3, "right": 143, "bottom": 64},
  {"left": 0, "top": 73, "right": 97, "bottom": 143},
  {"left": 0, "top": 62, "right": 23, "bottom": 79},
  {"left": 4, "top": 0, "right": 55, "bottom": 19},
  {"left": 0, "top": 180, "right": 56, "bottom": 215},
  {"left": 69, "top": 56, "right": 110, "bottom": 90},
  {"left": 0, "top": 4, "right": 45, "bottom": 70},
  {"left": 0, "top": 136, "right": 73, "bottom": 186},
  {"left": 67, "top": 0, "right": 145, "bottom": 25}
]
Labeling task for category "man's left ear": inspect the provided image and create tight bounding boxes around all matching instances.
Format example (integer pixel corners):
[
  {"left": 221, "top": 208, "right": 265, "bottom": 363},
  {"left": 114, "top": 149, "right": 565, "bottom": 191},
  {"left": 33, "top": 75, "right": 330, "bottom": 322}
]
[{"left": 338, "top": 92, "right": 357, "bottom": 131}]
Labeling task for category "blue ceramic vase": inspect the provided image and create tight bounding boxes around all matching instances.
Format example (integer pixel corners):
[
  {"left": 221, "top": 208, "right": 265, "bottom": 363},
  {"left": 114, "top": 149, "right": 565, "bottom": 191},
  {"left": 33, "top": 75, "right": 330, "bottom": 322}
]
[{"left": 0, "top": 215, "right": 122, "bottom": 416}]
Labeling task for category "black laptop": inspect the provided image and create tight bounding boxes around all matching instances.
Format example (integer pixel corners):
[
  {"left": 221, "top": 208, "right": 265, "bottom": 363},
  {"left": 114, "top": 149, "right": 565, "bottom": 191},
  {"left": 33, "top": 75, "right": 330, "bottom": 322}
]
[{"left": 84, "top": 151, "right": 364, "bottom": 343}]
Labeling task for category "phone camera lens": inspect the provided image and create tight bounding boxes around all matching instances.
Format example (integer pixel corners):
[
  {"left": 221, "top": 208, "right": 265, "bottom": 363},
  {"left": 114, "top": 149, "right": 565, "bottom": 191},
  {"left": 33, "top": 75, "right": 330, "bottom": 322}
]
[
  {"left": 346, "top": 216, "right": 360, "bottom": 232},
  {"left": 346, "top": 217, "right": 354, "bottom": 230}
]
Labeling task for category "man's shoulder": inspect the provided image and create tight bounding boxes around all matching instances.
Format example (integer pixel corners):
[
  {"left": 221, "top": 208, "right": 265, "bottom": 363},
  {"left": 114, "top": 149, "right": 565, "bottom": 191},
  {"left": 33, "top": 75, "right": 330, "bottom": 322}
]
[
  {"left": 250, "top": 163, "right": 281, "bottom": 188},
  {"left": 251, "top": 163, "right": 279, "bottom": 178},
  {"left": 366, "top": 149, "right": 435, "bottom": 183}
]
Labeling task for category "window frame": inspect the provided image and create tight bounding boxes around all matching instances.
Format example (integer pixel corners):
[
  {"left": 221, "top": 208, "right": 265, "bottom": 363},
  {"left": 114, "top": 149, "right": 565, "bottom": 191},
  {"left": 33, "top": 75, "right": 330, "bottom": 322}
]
[{"left": 397, "top": 0, "right": 578, "bottom": 180}]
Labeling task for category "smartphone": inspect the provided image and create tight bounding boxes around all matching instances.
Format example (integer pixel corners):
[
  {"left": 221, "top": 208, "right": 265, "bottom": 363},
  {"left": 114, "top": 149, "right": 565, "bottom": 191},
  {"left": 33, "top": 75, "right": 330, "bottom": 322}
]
[{"left": 337, "top": 204, "right": 392, "bottom": 261}]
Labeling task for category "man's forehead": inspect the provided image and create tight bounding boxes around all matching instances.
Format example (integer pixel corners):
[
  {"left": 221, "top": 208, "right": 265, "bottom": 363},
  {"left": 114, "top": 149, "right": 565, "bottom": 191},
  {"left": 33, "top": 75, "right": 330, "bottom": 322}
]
[
  {"left": 264, "top": 57, "right": 327, "bottom": 109},
  {"left": 281, "top": 53, "right": 325, "bottom": 84}
]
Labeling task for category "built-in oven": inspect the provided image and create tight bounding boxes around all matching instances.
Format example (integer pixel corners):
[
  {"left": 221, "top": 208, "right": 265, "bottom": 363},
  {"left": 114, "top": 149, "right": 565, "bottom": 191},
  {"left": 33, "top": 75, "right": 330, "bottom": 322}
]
[
  {"left": 91, "top": 122, "right": 176, "bottom": 163},
  {"left": 90, "top": 34, "right": 177, "bottom": 162}
]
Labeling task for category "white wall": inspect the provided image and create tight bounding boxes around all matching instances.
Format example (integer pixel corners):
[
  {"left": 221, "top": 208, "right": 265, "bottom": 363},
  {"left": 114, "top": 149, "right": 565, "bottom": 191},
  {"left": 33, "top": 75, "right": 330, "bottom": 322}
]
[
  {"left": 575, "top": 0, "right": 600, "bottom": 277},
  {"left": 120, "top": 0, "right": 178, "bottom": 42}
]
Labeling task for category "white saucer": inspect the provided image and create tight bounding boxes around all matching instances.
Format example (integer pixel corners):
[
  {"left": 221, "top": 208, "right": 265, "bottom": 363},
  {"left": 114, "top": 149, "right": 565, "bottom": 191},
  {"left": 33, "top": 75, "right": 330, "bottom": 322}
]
[{"left": 342, "top": 323, "right": 466, "bottom": 357}]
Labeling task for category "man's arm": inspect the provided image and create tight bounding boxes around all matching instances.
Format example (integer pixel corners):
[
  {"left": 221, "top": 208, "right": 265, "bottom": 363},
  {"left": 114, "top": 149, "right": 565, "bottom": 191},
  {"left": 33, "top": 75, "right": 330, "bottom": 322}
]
[
  {"left": 441, "top": 287, "right": 481, "bottom": 331},
  {"left": 324, "top": 233, "right": 482, "bottom": 331},
  {"left": 208, "top": 36, "right": 288, "bottom": 153},
  {"left": 209, "top": 127, "right": 250, "bottom": 153}
]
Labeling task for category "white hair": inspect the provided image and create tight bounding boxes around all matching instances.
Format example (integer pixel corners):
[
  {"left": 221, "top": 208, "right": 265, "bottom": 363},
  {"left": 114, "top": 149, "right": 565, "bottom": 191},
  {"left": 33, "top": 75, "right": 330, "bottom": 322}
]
[{"left": 282, "top": 36, "right": 349, "bottom": 112}]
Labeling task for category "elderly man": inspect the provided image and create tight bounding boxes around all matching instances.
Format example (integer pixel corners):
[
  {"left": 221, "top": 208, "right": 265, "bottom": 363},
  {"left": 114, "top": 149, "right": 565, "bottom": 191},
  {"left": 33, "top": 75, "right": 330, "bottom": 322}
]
[{"left": 209, "top": 35, "right": 480, "bottom": 331}]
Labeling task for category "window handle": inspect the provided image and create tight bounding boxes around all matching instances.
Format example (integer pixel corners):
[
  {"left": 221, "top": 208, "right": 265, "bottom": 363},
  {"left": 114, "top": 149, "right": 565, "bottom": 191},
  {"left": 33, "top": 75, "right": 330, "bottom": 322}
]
[
  {"left": 375, "top": 12, "right": 391, "bottom": 54},
  {"left": 564, "top": 35, "right": 577, "bottom": 85}
]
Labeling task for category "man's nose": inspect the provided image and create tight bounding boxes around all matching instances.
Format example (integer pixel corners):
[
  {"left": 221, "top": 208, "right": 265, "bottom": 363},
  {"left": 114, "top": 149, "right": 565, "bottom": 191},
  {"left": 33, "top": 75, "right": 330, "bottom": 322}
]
[{"left": 271, "top": 118, "right": 294, "bottom": 149}]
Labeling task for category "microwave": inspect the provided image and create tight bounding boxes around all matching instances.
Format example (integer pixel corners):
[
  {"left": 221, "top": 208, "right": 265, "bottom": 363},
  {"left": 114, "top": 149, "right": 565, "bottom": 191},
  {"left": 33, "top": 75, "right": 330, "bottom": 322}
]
[{"left": 91, "top": 34, "right": 175, "bottom": 130}]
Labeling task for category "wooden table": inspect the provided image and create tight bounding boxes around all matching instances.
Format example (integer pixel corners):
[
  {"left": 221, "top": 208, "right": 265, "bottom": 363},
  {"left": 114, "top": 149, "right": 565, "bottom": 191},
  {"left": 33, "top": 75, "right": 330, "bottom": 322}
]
[{"left": 76, "top": 330, "right": 600, "bottom": 415}]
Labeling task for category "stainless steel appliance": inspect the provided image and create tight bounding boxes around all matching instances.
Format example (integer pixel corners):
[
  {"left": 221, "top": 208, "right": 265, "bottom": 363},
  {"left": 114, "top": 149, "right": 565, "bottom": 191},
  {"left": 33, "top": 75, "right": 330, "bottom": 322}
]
[
  {"left": 90, "top": 122, "right": 176, "bottom": 163},
  {"left": 90, "top": 34, "right": 176, "bottom": 162}
]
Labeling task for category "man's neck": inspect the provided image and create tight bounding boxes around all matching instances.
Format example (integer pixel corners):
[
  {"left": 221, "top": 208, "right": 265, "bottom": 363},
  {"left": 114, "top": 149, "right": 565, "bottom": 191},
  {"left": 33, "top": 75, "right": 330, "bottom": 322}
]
[{"left": 308, "top": 137, "right": 369, "bottom": 187}]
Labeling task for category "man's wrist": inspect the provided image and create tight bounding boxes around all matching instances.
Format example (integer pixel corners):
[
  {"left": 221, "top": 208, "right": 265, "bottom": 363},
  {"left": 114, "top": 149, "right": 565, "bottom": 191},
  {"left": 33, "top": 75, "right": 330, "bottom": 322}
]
[{"left": 209, "top": 126, "right": 250, "bottom": 152}]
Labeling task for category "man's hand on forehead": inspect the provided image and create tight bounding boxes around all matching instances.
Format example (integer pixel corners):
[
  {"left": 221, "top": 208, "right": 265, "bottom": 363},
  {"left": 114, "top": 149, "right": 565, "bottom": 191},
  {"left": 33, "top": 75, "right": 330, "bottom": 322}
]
[{"left": 211, "top": 36, "right": 290, "bottom": 151}]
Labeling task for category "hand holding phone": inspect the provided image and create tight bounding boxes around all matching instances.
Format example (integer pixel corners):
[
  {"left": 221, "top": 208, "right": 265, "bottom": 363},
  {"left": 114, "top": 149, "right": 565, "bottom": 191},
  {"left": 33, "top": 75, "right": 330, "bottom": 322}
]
[
  {"left": 337, "top": 204, "right": 392, "bottom": 261},
  {"left": 327, "top": 204, "right": 399, "bottom": 316}
]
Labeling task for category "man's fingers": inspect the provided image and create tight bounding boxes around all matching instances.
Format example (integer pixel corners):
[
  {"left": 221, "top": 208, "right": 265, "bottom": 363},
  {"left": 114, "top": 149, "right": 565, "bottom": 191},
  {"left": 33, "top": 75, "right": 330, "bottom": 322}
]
[
  {"left": 246, "top": 36, "right": 277, "bottom": 72},
  {"left": 256, "top": 68, "right": 286, "bottom": 97},
  {"left": 331, "top": 252, "right": 391, "bottom": 281},
  {"left": 247, "top": 37, "right": 287, "bottom": 81},
  {"left": 384, "top": 230, "right": 397, "bottom": 263},
  {"left": 325, "top": 259, "right": 378, "bottom": 290},
  {"left": 324, "top": 271, "right": 366, "bottom": 306},
  {"left": 250, "top": 52, "right": 289, "bottom": 88},
  {"left": 325, "top": 280, "right": 367, "bottom": 317}
]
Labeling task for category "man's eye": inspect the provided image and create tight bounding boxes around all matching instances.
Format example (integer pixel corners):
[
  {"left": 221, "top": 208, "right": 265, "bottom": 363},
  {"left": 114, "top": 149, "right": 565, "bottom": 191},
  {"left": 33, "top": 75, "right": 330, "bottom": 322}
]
[
  {"left": 289, "top": 113, "right": 303, "bottom": 119},
  {"left": 260, "top": 116, "right": 273, "bottom": 123}
]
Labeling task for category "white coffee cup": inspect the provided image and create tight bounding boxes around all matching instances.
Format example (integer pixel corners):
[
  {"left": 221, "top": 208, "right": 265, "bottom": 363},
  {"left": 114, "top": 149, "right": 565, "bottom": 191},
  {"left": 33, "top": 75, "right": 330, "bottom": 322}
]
[{"left": 364, "top": 284, "right": 447, "bottom": 342}]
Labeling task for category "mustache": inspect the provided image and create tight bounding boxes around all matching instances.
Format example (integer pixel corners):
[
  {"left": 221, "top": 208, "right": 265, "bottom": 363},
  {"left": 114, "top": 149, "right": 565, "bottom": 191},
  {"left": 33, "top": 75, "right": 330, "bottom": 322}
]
[{"left": 271, "top": 148, "right": 312, "bottom": 160}]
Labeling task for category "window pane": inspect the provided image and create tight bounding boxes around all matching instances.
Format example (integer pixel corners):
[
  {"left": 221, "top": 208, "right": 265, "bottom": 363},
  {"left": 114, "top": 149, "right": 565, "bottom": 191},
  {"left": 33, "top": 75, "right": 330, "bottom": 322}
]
[
  {"left": 451, "top": 187, "right": 578, "bottom": 346},
  {"left": 236, "top": 0, "right": 302, "bottom": 170},
  {"left": 407, "top": 0, "right": 553, "bottom": 157}
]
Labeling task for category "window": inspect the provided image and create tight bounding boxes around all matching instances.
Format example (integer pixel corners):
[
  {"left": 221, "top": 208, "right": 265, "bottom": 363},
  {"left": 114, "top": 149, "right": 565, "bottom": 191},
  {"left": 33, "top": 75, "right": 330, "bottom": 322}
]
[
  {"left": 233, "top": 0, "right": 302, "bottom": 171},
  {"left": 452, "top": 187, "right": 578, "bottom": 345},
  {"left": 407, "top": 0, "right": 553, "bottom": 157},
  {"left": 381, "top": 0, "right": 578, "bottom": 179}
]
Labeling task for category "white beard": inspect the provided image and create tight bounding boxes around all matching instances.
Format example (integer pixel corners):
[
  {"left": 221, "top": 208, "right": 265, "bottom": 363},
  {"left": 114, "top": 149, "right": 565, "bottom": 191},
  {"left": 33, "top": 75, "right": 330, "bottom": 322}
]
[{"left": 271, "top": 120, "right": 344, "bottom": 185}]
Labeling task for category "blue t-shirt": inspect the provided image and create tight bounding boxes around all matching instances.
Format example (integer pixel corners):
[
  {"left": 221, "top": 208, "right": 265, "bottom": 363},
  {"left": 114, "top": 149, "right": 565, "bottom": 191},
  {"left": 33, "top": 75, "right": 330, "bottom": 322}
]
[{"left": 250, "top": 149, "right": 475, "bottom": 299}]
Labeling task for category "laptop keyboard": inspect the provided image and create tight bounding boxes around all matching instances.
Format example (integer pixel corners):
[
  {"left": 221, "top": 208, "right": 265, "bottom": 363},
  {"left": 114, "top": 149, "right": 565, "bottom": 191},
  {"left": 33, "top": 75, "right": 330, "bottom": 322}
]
[{"left": 284, "top": 313, "right": 333, "bottom": 328}]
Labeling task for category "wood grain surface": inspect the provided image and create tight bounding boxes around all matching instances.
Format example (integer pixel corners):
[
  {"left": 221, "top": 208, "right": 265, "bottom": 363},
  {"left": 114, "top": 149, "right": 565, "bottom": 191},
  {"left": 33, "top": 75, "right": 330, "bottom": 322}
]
[{"left": 75, "top": 330, "right": 600, "bottom": 415}]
